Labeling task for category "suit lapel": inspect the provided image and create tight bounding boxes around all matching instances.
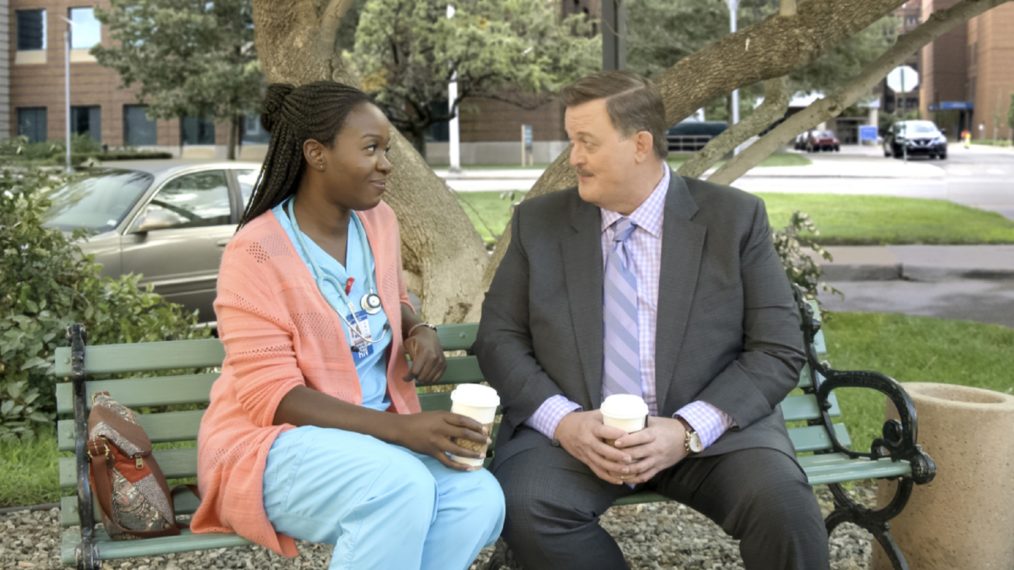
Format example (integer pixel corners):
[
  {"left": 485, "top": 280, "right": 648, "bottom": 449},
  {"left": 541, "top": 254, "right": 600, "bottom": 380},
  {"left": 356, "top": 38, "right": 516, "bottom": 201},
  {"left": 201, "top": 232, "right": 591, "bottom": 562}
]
[
  {"left": 655, "top": 175, "right": 706, "bottom": 411},
  {"left": 562, "top": 196, "right": 604, "bottom": 409}
]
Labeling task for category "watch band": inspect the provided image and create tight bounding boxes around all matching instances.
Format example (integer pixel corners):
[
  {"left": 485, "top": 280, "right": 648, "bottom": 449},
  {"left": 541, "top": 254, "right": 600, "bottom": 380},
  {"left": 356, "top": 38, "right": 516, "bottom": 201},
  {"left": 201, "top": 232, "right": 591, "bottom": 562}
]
[{"left": 407, "top": 322, "right": 437, "bottom": 337}]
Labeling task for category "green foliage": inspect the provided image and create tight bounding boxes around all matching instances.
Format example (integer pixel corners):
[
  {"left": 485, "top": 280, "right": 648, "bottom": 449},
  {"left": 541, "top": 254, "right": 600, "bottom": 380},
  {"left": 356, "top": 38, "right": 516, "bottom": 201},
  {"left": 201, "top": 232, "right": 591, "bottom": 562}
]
[
  {"left": 771, "top": 211, "right": 839, "bottom": 304},
  {"left": 0, "top": 135, "right": 172, "bottom": 167},
  {"left": 92, "top": 0, "right": 261, "bottom": 130},
  {"left": 0, "top": 168, "right": 207, "bottom": 441},
  {"left": 347, "top": 0, "right": 599, "bottom": 148}
]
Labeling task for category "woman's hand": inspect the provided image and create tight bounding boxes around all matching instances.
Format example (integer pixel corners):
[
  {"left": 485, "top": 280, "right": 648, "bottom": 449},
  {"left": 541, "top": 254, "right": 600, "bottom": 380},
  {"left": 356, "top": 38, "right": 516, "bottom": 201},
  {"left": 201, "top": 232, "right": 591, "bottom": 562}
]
[
  {"left": 403, "top": 325, "right": 446, "bottom": 384},
  {"left": 392, "top": 411, "right": 489, "bottom": 470}
]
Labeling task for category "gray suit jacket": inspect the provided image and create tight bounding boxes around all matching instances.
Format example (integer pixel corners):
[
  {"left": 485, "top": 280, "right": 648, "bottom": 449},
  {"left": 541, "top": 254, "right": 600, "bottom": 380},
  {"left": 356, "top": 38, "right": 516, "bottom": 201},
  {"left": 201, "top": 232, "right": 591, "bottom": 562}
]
[{"left": 474, "top": 172, "right": 806, "bottom": 468}]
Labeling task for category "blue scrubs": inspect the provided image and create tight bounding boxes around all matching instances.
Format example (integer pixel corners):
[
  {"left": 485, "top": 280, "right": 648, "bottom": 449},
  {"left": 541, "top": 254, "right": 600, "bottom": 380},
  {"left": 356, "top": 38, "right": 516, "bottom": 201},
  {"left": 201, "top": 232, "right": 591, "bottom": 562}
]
[{"left": 262, "top": 200, "right": 505, "bottom": 569}]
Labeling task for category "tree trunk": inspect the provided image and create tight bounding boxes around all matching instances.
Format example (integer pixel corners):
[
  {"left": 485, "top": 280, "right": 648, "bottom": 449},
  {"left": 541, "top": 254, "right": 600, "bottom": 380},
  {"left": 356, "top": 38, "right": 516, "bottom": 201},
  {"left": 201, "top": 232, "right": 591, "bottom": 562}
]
[
  {"left": 709, "top": 0, "right": 1012, "bottom": 186},
  {"left": 251, "top": 0, "right": 489, "bottom": 323},
  {"left": 227, "top": 115, "right": 240, "bottom": 161}
]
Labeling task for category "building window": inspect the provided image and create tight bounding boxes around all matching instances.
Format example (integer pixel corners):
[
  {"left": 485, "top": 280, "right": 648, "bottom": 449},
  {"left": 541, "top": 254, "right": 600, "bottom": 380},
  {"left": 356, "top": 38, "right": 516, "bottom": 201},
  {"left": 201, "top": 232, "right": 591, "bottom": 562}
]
[
  {"left": 16, "top": 9, "right": 46, "bottom": 51},
  {"left": 181, "top": 116, "right": 216, "bottom": 145},
  {"left": 17, "top": 108, "right": 48, "bottom": 143},
  {"left": 241, "top": 114, "right": 270, "bottom": 144},
  {"left": 124, "top": 105, "right": 157, "bottom": 146},
  {"left": 71, "top": 106, "right": 102, "bottom": 142},
  {"left": 69, "top": 7, "right": 101, "bottom": 50}
]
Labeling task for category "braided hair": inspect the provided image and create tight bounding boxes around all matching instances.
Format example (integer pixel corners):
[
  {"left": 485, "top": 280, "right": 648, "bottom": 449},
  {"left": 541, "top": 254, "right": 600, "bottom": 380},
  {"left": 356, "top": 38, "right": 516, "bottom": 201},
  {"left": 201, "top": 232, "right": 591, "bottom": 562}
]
[{"left": 240, "top": 81, "right": 374, "bottom": 226}]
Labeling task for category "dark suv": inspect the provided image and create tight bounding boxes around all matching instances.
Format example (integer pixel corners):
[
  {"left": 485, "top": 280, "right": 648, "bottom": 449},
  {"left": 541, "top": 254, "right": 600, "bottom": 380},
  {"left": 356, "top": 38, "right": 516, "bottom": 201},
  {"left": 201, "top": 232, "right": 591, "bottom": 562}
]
[{"left": 883, "top": 120, "right": 947, "bottom": 159}]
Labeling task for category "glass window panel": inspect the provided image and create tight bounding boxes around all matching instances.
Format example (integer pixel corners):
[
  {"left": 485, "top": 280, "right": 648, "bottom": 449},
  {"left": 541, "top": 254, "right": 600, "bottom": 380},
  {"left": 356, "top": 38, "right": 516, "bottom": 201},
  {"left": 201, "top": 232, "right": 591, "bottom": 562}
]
[
  {"left": 69, "top": 8, "right": 101, "bottom": 50},
  {"left": 17, "top": 108, "right": 48, "bottom": 142},
  {"left": 124, "top": 105, "right": 157, "bottom": 146},
  {"left": 181, "top": 116, "right": 216, "bottom": 145},
  {"left": 71, "top": 106, "right": 102, "bottom": 142},
  {"left": 138, "top": 171, "right": 231, "bottom": 230},
  {"left": 16, "top": 10, "right": 46, "bottom": 51}
]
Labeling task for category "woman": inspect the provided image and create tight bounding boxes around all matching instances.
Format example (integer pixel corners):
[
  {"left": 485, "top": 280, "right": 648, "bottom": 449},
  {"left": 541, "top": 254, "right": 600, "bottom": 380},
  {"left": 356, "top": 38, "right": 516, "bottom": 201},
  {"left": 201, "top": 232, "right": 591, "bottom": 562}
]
[{"left": 192, "top": 81, "right": 504, "bottom": 569}]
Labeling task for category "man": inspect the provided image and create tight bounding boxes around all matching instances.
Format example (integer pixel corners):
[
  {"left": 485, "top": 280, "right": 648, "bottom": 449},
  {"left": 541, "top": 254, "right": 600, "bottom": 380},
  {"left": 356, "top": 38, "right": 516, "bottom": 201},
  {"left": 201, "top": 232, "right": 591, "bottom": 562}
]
[{"left": 474, "top": 70, "right": 829, "bottom": 569}]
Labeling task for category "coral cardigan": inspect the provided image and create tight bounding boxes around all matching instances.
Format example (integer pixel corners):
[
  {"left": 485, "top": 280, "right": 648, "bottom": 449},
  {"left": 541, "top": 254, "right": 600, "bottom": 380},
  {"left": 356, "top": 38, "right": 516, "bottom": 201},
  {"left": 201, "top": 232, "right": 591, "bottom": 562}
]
[{"left": 191, "top": 202, "right": 421, "bottom": 556}]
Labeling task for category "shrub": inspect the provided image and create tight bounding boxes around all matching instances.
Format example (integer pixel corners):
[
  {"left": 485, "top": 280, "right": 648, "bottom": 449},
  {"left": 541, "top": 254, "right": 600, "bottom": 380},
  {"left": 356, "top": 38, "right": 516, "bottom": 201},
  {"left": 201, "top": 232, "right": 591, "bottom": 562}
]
[
  {"left": 0, "top": 167, "right": 207, "bottom": 441},
  {"left": 772, "top": 210, "right": 840, "bottom": 304}
]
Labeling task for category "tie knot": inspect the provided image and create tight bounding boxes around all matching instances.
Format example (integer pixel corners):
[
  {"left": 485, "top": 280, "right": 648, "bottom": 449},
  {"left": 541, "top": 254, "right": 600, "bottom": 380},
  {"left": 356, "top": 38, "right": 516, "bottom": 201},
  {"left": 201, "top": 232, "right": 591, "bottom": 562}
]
[{"left": 612, "top": 218, "right": 636, "bottom": 244}]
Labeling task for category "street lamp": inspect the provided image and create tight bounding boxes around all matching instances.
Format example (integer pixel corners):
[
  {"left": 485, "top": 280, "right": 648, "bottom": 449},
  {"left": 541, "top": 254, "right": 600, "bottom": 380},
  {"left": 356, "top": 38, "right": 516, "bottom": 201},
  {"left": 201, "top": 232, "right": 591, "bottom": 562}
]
[
  {"left": 727, "top": 0, "right": 740, "bottom": 155},
  {"left": 447, "top": 4, "right": 461, "bottom": 173},
  {"left": 61, "top": 16, "right": 74, "bottom": 173}
]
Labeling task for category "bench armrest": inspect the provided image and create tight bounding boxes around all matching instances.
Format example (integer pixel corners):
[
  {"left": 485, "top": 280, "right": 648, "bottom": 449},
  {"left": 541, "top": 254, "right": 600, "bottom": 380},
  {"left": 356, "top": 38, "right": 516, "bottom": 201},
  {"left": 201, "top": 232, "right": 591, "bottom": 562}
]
[{"left": 794, "top": 291, "right": 934, "bottom": 485}]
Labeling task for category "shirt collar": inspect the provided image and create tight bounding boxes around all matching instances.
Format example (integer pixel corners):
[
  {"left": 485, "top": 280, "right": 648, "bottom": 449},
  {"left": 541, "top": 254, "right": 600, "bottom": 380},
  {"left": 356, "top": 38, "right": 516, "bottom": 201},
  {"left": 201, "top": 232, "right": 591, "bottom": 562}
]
[{"left": 600, "top": 164, "right": 670, "bottom": 238}]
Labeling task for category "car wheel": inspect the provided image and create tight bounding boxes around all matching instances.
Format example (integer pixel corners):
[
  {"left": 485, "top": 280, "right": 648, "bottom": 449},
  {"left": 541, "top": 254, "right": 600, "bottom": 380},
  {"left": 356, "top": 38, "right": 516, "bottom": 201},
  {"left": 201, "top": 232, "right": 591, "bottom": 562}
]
[
  {"left": 938, "top": 152, "right": 947, "bottom": 160},
  {"left": 884, "top": 144, "right": 892, "bottom": 157},
  {"left": 834, "top": 145, "right": 840, "bottom": 152}
]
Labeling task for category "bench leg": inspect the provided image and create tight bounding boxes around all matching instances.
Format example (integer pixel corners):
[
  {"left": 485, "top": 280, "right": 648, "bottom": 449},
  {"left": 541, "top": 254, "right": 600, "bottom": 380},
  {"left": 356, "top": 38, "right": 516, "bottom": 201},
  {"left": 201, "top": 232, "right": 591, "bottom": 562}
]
[
  {"left": 69, "top": 325, "right": 100, "bottom": 570},
  {"left": 825, "top": 480, "right": 913, "bottom": 570}
]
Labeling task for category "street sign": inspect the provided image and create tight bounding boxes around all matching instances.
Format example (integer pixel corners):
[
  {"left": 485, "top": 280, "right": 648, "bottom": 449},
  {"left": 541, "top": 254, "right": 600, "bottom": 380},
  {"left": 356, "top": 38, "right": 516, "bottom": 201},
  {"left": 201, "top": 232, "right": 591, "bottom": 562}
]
[
  {"left": 858, "top": 125, "right": 878, "bottom": 144},
  {"left": 886, "top": 65, "right": 919, "bottom": 93}
]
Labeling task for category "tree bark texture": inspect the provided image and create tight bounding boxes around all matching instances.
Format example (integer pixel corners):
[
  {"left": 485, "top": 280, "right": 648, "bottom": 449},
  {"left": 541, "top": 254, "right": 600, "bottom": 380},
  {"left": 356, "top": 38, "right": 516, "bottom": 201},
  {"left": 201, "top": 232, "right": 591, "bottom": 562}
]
[{"left": 251, "top": 0, "right": 490, "bottom": 323}]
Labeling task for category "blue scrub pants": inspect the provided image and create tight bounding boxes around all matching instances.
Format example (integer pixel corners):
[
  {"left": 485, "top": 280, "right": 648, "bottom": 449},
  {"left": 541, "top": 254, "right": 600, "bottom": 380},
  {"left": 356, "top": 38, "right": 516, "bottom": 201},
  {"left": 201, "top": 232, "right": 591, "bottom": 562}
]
[{"left": 263, "top": 425, "right": 505, "bottom": 570}]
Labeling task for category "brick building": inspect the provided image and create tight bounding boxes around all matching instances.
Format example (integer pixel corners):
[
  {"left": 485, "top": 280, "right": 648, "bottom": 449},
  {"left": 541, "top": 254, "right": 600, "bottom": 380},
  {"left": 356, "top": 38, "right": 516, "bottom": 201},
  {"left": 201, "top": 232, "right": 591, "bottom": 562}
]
[
  {"left": 918, "top": 0, "right": 1014, "bottom": 140},
  {"left": 6, "top": 0, "right": 257, "bottom": 158}
]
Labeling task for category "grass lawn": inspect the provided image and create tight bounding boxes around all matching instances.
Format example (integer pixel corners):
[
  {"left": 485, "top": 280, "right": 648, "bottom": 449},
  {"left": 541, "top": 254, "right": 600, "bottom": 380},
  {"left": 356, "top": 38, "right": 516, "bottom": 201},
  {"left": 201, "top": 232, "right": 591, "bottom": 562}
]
[
  {"left": 1, "top": 312, "right": 1010, "bottom": 507},
  {"left": 823, "top": 312, "right": 1014, "bottom": 453},
  {"left": 456, "top": 191, "right": 1014, "bottom": 246},
  {"left": 760, "top": 193, "right": 1014, "bottom": 245}
]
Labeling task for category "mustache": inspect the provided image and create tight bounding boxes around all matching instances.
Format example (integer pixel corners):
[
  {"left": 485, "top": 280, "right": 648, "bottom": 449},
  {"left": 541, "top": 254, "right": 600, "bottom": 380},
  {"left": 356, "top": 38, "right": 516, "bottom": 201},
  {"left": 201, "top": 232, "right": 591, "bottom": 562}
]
[{"left": 574, "top": 168, "right": 593, "bottom": 177}]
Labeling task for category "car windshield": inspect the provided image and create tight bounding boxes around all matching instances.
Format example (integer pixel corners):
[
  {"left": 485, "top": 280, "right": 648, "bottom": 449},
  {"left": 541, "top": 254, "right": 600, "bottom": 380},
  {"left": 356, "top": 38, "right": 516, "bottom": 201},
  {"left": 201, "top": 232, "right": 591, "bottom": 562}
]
[
  {"left": 816, "top": 131, "right": 834, "bottom": 138},
  {"left": 43, "top": 170, "right": 154, "bottom": 233},
  {"left": 903, "top": 122, "right": 939, "bottom": 135}
]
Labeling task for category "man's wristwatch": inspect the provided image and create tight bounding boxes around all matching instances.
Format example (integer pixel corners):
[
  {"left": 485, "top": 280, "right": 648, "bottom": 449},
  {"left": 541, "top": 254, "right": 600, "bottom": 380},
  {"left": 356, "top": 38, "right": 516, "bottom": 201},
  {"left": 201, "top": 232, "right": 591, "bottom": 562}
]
[{"left": 676, "top": 416, "right": 704, "bottom": 455}]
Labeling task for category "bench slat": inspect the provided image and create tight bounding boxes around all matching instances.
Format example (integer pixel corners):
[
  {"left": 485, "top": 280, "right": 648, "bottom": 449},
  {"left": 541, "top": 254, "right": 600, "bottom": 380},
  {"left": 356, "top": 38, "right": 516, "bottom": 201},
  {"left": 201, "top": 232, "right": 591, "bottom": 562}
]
[
  {"left": 781, "top": 392, "right": 841, "bottom": 421},
  {"left": 58, "top": 410, "right": 205, "bottom": 451},
  {"left": 61, "top": 527, "right": 251, "bottom": 565},
  {"left": 60, "top": 448, "right": 197, "bottom": 488},
  {"left": 787, "top": 423, "right": 851, "bottom": 452},
  {"left": 54, "top": 340, "right": 224, "bottom": 376},
  {"left": 436, "top": 324, "right": 478, "bottom": 351},
  {"left": 60, "top": 489, "right": 203, "bottom": 528},
  {"left": 798, "top": 454, "right": 911, "bottom": 486},
  {"left": 55, "top": 373, "right": 219, "bottom": 414}
]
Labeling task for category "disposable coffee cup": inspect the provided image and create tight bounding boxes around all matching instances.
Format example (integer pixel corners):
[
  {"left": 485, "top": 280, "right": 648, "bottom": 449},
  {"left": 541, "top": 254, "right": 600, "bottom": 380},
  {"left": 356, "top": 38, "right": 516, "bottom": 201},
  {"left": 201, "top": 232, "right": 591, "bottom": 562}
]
[
  {"left": 449, "top": 383, "right": 500, "bottom": 467},
  {"left": 601, "top": 394, "right": 649, "bottom": 434}
]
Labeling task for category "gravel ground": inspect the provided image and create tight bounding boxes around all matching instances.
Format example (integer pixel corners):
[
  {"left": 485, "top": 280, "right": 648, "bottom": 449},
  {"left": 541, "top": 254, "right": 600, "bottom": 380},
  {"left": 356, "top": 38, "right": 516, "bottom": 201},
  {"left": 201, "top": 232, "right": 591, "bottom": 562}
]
[{"left": 0, "top": 486, "right": 876, "bottom": 569}]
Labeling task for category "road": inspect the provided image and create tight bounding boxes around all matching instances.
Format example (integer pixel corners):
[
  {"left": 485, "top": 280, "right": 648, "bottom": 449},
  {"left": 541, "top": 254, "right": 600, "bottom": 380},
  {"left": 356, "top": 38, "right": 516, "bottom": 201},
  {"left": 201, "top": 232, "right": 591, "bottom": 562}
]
[{"left": 735, "top": 144, "right": 1014, "bottom": 220}]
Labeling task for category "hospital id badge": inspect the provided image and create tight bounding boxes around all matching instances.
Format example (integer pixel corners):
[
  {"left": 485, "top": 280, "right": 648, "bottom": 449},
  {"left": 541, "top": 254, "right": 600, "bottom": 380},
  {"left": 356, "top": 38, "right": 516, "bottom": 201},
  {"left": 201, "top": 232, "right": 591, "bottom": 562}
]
[{"left": 344, "top": 310, "right": 374, "bottom": 361}]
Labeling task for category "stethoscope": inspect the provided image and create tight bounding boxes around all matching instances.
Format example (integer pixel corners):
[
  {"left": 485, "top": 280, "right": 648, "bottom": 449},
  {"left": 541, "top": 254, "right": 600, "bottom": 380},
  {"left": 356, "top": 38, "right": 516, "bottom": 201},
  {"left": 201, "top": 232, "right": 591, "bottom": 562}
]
[{"left": 284, "top": 197, "right": 390, "bottom": 346}]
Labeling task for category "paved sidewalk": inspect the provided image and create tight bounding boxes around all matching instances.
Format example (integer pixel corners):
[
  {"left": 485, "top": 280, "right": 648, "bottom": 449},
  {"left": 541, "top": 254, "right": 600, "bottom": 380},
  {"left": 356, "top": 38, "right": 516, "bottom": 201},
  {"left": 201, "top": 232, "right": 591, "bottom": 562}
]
[{"left": 817, "top": 245, "right": 1014, "bottom": 281}]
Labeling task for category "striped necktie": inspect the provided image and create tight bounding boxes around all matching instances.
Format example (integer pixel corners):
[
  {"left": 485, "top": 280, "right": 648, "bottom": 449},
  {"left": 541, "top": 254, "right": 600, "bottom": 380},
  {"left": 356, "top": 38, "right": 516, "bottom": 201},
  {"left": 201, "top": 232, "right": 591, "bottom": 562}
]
[{"left": 602, "top": 217, "right": 642, "bottom": 400}]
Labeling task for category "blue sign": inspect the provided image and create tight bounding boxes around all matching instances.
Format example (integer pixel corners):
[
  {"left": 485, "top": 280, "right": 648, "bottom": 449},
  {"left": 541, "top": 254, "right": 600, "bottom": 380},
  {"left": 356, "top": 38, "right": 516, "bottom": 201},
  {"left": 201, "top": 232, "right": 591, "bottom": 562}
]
[
  {"left": 858, "top": 125, "right": 878, "bottom": 143},
  {"left": 930, "top": 101, "right": 973, "bottom": 111}
]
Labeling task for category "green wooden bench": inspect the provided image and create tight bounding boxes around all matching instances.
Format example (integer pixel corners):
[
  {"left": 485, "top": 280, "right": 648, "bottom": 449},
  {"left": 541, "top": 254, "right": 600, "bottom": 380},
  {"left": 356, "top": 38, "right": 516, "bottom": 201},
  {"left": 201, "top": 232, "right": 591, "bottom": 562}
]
[{"left": 54, "top": 300, "right": 935, "bottom": 570}]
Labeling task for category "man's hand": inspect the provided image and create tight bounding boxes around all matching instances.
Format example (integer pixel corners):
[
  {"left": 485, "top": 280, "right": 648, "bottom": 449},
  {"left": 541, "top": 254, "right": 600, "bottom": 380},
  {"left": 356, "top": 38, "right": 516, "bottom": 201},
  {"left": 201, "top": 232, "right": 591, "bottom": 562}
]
[
  {"left": 555, "top": 410, "right": 633, "bottom": 485},
  {"left": 611, "top": 416, "right": 688, "bottom": 484}
]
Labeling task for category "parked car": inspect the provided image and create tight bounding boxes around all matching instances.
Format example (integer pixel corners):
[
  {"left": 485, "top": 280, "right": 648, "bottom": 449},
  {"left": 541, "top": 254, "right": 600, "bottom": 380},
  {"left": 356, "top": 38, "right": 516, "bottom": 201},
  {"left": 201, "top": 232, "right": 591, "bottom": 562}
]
[
  {"left": 666, "top": 120, "right": 728, "bottom": 152},
  {"left": 43, "top": 162, "right": 261, "bottom": 324},
  {"left": 883, "top": 120, "right": 948, "bottom": 159},
  {"left": 802, "top": 130, "right": 840, "bottom": 152},
  {"left": 792, "top": 131, "right": 811, "bottom": 150}
]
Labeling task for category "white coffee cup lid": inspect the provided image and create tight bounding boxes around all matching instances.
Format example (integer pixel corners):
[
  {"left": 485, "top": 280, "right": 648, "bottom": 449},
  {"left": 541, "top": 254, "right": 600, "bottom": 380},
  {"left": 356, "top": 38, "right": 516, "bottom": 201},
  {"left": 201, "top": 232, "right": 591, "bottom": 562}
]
[
  {"left": 450, "top": 383, "right": 500, "bottom": 408},
  {"left": 601, "top": 394, "right": 649, "bottom": 419}
]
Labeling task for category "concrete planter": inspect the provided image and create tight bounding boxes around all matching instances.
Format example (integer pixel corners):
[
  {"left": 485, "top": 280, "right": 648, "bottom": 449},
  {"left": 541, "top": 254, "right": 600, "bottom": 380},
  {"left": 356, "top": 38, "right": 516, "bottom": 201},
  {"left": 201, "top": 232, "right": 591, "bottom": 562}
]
[{"left": 873, "top": 383, "right": 1014, "bottom": 570}]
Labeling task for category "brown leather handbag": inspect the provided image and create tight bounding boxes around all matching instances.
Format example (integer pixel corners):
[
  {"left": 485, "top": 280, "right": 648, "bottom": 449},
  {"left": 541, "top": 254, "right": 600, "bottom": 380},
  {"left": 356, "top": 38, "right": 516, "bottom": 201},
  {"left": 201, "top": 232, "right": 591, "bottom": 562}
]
[{"left": 86, "top": 392, "right": 183, "bottom": 539}]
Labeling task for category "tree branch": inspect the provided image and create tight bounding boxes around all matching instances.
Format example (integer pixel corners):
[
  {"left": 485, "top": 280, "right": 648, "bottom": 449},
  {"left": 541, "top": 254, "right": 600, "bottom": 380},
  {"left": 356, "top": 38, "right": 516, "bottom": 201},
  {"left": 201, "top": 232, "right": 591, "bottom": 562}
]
[
  {"left": 709, "top": 0, "right": 1012, "bottom": 186},
  {"left": 677, "top": 77, "right": 790, "bottom": 179}
]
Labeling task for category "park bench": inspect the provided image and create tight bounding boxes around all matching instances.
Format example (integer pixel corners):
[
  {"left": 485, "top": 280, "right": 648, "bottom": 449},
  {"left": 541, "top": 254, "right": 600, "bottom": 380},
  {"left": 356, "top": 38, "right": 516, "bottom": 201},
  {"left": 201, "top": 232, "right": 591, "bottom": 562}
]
[{"left": 54, "top": 299, "right": 936, "bottom": 570}]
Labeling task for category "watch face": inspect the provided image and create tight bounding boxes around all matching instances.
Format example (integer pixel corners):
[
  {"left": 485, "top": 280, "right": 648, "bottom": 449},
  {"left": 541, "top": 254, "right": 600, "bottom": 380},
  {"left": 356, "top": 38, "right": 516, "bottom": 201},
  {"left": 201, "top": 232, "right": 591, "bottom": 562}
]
[{"left": 688, "top": 432, "right": 704, "bottom": 454}]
